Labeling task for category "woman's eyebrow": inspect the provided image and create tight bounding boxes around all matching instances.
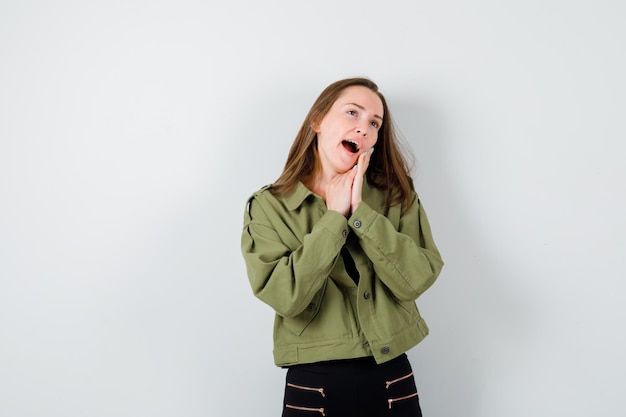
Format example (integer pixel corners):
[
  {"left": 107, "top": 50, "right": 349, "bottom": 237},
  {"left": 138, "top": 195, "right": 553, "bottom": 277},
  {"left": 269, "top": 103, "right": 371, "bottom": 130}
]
[{"left": 346, "top": 102, "right": 383, "bottom": 121}]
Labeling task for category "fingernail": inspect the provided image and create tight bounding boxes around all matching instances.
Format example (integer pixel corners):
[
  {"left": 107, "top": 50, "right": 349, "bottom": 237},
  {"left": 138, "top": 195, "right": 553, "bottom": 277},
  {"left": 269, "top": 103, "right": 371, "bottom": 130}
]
[
  {"left": 353, "top": 164, "right": 358, "bottom": 170},
  {"left": 371, "top": 146, "right": 375, "bottom": 155}
]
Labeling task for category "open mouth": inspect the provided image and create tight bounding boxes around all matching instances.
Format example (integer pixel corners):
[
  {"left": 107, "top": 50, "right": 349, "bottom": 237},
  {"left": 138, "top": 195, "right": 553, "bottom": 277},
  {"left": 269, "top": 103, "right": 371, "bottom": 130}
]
[{"left": 342, "top": 140, "right": 360, "bottom": 154}]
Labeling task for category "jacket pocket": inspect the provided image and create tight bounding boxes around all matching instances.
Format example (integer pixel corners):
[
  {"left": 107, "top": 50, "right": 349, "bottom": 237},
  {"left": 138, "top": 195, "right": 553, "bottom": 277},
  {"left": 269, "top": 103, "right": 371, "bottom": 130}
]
[
  {"left": 283, "top": 281, "right": 327, "bottom": 336},
  {"left": 389, "top": 290, "right": 417, "bottom": 316}
]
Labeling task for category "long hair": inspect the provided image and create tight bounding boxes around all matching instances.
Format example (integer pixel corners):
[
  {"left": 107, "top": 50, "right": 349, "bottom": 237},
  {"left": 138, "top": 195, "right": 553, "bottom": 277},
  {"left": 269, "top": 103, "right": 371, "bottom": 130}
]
[{"left": 271, "top": 77, "right": 415, "bottom": 209}]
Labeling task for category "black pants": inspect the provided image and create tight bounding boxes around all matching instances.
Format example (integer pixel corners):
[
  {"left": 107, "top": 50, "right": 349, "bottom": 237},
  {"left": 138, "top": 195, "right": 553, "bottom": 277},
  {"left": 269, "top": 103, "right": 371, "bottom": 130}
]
[{"left": 282, "top": 354, "right": 422, "bottom": 417}]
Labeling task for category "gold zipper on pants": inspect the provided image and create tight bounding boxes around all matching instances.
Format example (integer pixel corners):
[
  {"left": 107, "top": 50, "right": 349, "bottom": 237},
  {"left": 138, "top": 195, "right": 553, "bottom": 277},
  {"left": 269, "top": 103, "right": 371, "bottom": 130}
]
[
  {"left": 287, "top": 382, "right": 326, "bottom": 397},
  {"left": 285, "top": 404, "right": 326, "bottom": 416},
  {"left": 385, "top": 372, "right": 413, "bottom": 389},
  {"left": 387, "top": 392, "right": 419, "bottom": 409}
]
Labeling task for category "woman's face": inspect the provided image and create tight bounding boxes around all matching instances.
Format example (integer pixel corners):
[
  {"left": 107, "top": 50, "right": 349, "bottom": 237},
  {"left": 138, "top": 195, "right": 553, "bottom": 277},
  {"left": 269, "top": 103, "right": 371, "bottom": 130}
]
[{"left": 314, "top": 85, "right": 383, "bottom": 176}]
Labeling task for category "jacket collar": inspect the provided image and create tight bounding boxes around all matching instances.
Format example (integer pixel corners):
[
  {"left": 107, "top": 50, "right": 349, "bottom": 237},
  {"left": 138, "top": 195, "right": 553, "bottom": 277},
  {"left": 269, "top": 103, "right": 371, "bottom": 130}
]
[
  {"left": 283, "top": 182, "right": 315, "bottom": 211},
  {"left": 282, "top": 180, "right": 374, "bottom": 211}
]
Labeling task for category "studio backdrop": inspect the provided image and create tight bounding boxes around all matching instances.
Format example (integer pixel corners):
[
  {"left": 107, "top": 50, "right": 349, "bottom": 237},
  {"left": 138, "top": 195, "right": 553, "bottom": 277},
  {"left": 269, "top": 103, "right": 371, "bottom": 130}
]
[{"left": 1, "top": 1, "right": 624, "bottom": 416}]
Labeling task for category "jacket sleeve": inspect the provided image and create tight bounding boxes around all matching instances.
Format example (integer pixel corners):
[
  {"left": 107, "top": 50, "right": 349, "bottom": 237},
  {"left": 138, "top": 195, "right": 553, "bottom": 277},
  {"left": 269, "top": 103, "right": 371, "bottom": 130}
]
[
  {"left": 241, "top": 192, "right": 349, "bottom": 318},
  {"left": 348, "top": 192, "right": 443, "bottom": 302}
]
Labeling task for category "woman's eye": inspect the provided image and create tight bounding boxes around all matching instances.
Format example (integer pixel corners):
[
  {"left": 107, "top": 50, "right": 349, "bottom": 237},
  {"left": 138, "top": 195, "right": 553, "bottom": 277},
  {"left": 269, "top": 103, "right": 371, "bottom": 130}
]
[
  {"left": 371, "top": 121, "right": 379, "bottom": 128},
  {"left": 348, "top": 110, "right": 357, "bottom": 116}
]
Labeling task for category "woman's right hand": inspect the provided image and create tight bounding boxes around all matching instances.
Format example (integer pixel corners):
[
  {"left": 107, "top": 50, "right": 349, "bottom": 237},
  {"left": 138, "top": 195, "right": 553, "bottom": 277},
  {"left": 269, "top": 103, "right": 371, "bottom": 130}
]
[{"left": 325, "top": 168, "right": 357, "bottom": 217}]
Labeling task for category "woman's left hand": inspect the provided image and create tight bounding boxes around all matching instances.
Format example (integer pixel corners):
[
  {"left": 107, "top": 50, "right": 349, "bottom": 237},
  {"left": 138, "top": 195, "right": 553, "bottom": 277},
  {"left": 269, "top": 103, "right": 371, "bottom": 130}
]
[{"left": 350, "top": 147, "right": 373, "bottom": 213}]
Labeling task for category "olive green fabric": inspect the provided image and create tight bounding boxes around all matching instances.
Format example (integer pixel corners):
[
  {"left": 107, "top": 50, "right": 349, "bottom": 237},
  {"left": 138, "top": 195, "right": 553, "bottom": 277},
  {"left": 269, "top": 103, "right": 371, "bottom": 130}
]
[{"left": 241, "top": 180, "right": 443, "bottom": 366}]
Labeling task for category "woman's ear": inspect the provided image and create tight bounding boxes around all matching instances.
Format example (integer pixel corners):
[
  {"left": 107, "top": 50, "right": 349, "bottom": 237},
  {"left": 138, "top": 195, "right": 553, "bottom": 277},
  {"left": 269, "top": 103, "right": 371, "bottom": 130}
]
[{"left": 310, "top": 114, "right": 322, "bottom": 133}]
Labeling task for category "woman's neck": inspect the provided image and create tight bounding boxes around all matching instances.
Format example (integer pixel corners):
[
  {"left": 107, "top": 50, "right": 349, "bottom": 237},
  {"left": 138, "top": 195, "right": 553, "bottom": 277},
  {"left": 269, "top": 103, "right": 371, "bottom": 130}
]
[{"left": 304, "top": 168, "right": 341, "bottom": 202}]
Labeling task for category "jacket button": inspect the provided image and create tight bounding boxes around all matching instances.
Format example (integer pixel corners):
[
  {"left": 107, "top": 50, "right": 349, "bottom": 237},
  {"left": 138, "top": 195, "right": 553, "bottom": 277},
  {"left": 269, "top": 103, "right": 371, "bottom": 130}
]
[
  {"left": 381, "top": 346, "right": 390, "bottom": 354},
  {"left": 353, "top": 220, "right": 362, "bottom": 228},
  {"left": 363, "top": 291, "right": 371, "bottom": 299},
  {"left": 342, "top": 229, "right": 348, "bottom": 238},
  {"left": 306, "top": 303, "right": 315, "bottom": 312}
]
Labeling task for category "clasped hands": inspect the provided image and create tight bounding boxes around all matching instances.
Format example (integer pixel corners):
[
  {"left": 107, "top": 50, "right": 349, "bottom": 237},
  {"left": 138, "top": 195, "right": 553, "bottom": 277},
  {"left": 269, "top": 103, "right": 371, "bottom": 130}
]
[{"left": 326, "top": 148, "right": 373, "bottom": 217}]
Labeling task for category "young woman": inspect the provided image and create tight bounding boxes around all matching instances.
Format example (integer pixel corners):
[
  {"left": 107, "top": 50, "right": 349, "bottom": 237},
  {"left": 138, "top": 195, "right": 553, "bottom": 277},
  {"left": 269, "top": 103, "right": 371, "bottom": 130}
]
[{"left": 241, "top": 77, "right": 444, "bottom": 416}]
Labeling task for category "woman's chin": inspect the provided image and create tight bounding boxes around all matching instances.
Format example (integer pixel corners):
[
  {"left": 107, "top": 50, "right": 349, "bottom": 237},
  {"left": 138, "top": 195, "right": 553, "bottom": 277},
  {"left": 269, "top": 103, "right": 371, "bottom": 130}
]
[{"left": 340, "top": 156, "right": 359, "bottom": 171}]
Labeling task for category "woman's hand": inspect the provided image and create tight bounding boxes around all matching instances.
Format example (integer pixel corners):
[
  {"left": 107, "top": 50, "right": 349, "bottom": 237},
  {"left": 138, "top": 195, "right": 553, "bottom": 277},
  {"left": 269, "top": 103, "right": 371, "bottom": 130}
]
[
  {"left": 351, "top": 147, "right": 373, "bottom": 213},
  {"left": 325, "top": 168, "right": 357, "bottom": 217},
  {"left": 325, "top": 147, "right": 373, "bottom": 217}
]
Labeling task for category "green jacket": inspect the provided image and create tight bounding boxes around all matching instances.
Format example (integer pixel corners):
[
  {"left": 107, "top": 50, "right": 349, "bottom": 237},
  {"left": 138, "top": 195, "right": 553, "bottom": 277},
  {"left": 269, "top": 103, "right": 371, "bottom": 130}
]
[{"left": 241, "top": 180, "right": 443, "bottom": 366}]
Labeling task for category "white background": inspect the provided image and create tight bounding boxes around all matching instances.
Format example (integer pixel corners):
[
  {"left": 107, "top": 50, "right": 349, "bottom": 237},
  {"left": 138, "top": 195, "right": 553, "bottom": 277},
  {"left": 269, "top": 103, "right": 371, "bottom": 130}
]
[{"left": 1, "top": 1, "right": 625, "bottom": 416}]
